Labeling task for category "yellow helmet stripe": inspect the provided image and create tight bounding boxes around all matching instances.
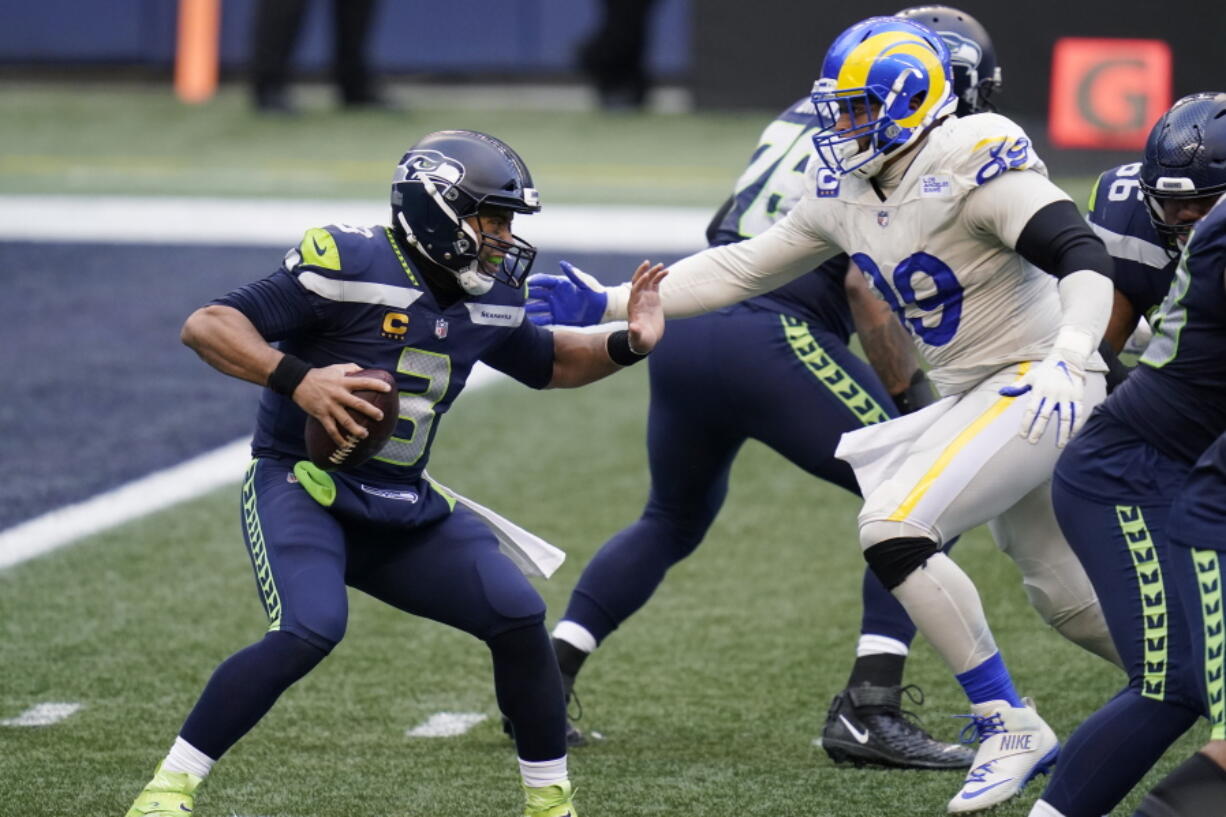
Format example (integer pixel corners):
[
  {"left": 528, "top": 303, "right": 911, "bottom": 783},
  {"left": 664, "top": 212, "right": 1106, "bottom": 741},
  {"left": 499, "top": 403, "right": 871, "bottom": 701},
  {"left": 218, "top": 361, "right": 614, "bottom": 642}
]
[
  {"left": 834, "top": 30, "right": 948, "bottom": 129},
  {"left": 893, "top": 42, "right": 947, "bottom": 127}
]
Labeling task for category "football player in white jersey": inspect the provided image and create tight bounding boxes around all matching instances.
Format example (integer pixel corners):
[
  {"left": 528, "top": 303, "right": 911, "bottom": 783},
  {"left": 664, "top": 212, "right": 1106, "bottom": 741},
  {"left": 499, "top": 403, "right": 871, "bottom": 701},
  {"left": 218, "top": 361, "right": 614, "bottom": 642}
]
[{"left": 528, "top": 16, "right": 1119, "bottom": 814}]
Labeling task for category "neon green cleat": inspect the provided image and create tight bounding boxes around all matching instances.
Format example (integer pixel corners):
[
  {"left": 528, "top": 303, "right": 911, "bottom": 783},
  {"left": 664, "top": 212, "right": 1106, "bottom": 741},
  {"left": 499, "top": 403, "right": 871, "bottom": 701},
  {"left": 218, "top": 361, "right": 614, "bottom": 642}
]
[
  {"left": 523, "top": 780, "right": 577, "bottom": 817},
  {"left": 124, "top": 761, "right": 203, "bottom": 816}
]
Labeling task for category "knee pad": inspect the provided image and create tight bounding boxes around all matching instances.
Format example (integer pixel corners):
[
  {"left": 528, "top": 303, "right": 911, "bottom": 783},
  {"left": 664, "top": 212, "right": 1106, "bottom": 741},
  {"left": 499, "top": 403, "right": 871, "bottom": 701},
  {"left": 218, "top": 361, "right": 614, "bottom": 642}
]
[
  {"left": 474, "top": 552, "right": 547, "bottom": 638},
  {"left": 263, "top": 629, "right": 330, "bottom": 678},
  {"left": 863, "top": 536, "right": 940, "bottom": 590}
]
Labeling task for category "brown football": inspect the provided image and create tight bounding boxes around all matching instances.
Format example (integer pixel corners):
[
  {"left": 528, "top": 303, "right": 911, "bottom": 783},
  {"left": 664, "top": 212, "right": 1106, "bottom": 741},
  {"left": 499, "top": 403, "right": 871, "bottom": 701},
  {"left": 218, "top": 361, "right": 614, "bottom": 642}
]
[{"left": 304, "top": 368, "right": 399, "bottom": 471}]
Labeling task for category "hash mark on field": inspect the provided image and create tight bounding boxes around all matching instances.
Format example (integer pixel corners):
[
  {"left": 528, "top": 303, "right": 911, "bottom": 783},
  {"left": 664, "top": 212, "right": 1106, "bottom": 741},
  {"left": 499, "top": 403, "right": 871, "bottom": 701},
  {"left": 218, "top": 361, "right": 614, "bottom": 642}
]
[
  {"left": 406, "top": 712, "right": 488, "bottom": 737},
  {"left": 1, "top": 702, "right": 82, "bottom": 726}
]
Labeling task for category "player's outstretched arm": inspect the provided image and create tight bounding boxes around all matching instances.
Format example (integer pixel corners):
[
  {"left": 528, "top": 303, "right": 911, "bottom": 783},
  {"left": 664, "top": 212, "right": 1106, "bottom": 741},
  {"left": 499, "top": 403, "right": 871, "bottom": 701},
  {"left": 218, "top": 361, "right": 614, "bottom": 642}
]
[
  {"left": 181, "top": 304, "right": 391, "bottom": 447},
  {"left": 546, "top": 262, "right": 668, "bottom": 388}
]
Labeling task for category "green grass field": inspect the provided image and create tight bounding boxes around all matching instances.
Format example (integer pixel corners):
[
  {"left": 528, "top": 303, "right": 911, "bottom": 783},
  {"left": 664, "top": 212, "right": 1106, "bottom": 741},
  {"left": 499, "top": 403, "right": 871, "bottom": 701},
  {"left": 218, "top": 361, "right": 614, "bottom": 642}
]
[
  {"left": 0, "top": 82, "right": 1158, "bottom": 816},
  {"left": 0, "top": 82, "right": 1095, "bottom": 208},
  {"left": 0, "top": 371, "right": 1208, "bottom": 816}
]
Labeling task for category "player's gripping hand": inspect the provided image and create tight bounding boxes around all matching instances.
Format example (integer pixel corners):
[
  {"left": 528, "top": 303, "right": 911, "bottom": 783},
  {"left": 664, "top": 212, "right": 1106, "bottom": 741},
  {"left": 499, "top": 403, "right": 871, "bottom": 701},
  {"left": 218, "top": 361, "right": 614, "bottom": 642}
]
[
  {"left": 294, "top": 363, "right": 391, "bottom": 448},
  {"left": 525, "top": 261, "right": 608, "bottom": 326},
  {"left": 999, "top": 354, "right": 1086, "bottom": 448}
]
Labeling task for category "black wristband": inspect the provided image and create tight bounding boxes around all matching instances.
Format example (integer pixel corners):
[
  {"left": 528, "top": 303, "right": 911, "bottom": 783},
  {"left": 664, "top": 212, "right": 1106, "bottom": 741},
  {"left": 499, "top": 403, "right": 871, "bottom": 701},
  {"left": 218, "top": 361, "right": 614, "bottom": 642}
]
[
  {"left": 891, "top": 369, "right": 935, "bottom": 415},
  {"left": 267, "top": 353, "right": 312, "bottom": 396},
  {"left": 606, "top": 330, "right": 649, "bottom": 366}
]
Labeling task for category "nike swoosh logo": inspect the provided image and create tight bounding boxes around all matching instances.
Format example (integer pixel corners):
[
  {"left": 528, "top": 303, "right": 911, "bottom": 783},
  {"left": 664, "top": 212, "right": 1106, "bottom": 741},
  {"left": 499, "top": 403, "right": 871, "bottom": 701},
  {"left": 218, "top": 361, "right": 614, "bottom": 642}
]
[
  {"left": 961, "top": 778, "right": 1014, "bottom": 799},
  {"left": 312, "top": 237, "right": 329, "bottom": 256},
  {"left": 838, "top": 714, "right": 870, "bottom": 744}
]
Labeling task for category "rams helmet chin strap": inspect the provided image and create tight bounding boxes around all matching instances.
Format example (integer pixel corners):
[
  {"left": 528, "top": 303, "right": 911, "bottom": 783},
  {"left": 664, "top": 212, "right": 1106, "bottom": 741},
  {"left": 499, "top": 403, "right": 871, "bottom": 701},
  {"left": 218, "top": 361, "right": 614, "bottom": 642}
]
[{"left": 396, "top": 178, "right": 495, "bottom": 296}]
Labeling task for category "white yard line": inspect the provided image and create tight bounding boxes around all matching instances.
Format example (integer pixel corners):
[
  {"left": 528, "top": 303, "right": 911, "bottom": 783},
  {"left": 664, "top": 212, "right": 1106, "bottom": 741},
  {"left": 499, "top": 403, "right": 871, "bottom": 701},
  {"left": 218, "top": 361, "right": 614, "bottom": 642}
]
[
  {"left": 0, "top": 702, "right": 83, "bottom": 727},
  {"left": 0, "top": 366, "right": 506, "bottom": 572},
  {"left": 0, "top": 195, "right": 708, "bottom": 253},
  {"left": 406, "top": 712, "right": 488, "bottom": 738}
]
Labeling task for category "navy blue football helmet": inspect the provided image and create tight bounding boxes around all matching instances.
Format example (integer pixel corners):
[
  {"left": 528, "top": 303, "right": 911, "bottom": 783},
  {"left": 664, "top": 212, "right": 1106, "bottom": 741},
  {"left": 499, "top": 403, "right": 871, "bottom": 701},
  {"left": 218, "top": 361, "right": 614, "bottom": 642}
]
[
  {"left": 391, "top": 130, "right": 541, "bottom": 292},
  {"left": 896, "top": 6, "right": 1002, "bottom": 116},
  {"left": 1140, "top": 92, "right": 1226, "bottom": 250}
]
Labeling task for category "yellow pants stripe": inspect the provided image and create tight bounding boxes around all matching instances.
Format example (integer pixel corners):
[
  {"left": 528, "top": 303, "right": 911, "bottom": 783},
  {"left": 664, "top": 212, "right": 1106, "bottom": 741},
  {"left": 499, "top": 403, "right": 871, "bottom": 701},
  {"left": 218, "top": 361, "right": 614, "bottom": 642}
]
[{"left": 886, "top": 362, "right": 1029, "bottom": 522}]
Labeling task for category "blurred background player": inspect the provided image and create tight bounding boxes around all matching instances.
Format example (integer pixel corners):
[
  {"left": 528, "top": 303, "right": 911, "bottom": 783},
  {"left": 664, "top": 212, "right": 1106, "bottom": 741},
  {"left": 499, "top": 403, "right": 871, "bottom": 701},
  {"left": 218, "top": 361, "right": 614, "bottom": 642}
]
[
  {"left": 578, "top": 0, "right": 661, "bottom": 111},
  {"left": 1132, "top": 430, "right": 1226, "bottom": 817},
  {"left": 250, "top": 0, "right": 389, "bottom": 114},
  {"left": 1028, "top": 92, "right": 1226, "bottom": 817},
  {"left": 121, "top": 130, "right": 668, "bottom": 817},
  {"left": 528, "top": 14, "right": 1125, "bottom": 812},
  {"left": 534, "top": 5, "right": 1003, "bottom": 772}
]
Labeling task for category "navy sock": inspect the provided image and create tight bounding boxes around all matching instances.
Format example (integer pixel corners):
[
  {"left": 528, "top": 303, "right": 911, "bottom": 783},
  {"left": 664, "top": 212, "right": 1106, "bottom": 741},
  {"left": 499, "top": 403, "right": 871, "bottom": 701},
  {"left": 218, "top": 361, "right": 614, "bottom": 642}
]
[
  {"left": 956, "top": 651, "right": 1022, "bottom": 707},
  {"left": 1042, "top": 688, "right": 1199, "bottom": 817},
  {"left": 490, "top": 624, "right": 567, "bottom": 761},
  {"left": 180, "top": 630, "right": 327, "bottom": 760}
]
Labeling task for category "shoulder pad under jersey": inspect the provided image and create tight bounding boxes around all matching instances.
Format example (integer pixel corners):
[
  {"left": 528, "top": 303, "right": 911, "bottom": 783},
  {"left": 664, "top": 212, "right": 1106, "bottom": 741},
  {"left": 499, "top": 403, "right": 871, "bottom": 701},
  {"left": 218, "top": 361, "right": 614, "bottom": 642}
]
[
  {"left": 931, "top": 113, "right": 1047, "bottom": 190},
  {"left": 283, "top": 224, "right": 381, "bottom": 279}
]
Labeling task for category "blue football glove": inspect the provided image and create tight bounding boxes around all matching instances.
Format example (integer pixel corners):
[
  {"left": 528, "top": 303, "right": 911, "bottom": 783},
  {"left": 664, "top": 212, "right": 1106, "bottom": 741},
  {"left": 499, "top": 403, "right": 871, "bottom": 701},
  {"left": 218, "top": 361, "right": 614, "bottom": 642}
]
[
  {"left": 525, "top": 261, "right": 608, "bottom": 327},
  {"left": 999, "top": 354, "right": 1087, "bottom": 448}
]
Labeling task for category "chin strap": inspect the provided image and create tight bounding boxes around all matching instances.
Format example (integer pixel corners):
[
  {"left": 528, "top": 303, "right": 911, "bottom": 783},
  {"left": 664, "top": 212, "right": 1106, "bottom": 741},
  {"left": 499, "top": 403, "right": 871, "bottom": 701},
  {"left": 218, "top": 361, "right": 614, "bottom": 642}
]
[{"left": 396, "top": 211, "right": 493, "bottom": 295}]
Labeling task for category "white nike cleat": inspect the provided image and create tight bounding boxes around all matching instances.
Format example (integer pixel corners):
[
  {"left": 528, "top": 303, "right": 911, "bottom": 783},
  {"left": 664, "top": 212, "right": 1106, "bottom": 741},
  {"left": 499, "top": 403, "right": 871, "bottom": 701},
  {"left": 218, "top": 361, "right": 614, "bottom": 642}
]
[{"left": 947, "top": 698, "right": 1059, "bottom": 813}]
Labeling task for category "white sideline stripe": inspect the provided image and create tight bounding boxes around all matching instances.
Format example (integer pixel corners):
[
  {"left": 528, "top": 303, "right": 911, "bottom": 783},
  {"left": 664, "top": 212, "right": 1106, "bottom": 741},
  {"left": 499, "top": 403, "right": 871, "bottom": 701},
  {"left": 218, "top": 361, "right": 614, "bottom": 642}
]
[
  {"left": 0, "top": 440, "right": 252, "bottom": 571},
  {"left": 0, "top": 365, "right": 505, "bottom": 572},
  {"left": 1, "top": 702, "right": 83, "bottom": 727},
  {"left": 406, "top": 712, "right": 488, "bottom": 737},
  {"left": 0, "top": 195, "right": 710, "bottom": 253}
]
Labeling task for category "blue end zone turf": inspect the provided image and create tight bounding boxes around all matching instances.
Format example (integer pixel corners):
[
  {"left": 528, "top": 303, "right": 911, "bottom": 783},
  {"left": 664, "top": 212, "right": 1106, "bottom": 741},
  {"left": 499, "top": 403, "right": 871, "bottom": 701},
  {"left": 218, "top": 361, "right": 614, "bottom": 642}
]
[{"left": 0, "top": 242, "right": 658, "bottom": 530}]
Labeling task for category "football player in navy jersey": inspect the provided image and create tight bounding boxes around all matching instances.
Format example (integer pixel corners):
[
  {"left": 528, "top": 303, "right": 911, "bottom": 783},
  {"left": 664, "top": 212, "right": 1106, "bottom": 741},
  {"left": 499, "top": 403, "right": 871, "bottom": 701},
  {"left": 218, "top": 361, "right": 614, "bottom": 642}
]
[
  {"left": 1132, "top": 432, "right": 1226, "bottom": 817},
  {"left": 533, "top": 6, "right": 1003, "bottom": 771},
  {"left": 121, "top": 130, "right": 668, "bottom": 817},
  {"left": 1027, "top": 93, "right": 1226, "bottom": 817}
]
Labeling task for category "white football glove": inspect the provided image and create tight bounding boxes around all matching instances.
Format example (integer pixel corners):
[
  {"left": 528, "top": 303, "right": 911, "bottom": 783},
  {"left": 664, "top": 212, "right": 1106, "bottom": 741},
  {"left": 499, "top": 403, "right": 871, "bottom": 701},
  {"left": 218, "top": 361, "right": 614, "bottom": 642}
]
[{"left": 999, "top": 353, "right": 1086, "bottom": 448}]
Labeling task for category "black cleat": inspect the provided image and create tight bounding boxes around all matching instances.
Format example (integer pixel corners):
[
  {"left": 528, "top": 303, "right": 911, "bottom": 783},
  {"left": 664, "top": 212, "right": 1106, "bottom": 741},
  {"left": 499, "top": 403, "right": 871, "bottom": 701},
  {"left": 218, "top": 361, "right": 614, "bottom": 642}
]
[{"left": 820, "top": 684, "right": 973, "bottom": 770}]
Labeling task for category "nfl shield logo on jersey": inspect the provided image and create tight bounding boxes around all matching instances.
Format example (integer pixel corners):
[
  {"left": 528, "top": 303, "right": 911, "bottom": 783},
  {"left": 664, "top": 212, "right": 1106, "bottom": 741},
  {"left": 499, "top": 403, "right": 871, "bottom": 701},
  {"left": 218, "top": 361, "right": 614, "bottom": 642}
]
[
  {"left": 434, "top": 318, "right": 449, "bottom": 339},
  {"left": 877, "top": 211, "right": 890, "bottom": 228}
]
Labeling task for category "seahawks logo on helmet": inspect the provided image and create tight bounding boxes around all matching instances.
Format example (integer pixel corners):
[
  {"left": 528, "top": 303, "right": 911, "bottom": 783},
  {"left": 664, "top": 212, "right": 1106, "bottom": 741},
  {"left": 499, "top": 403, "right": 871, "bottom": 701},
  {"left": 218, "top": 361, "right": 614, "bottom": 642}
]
[
  {"left": 393, "top": 150, "right": 466, "bottom": 190},
  {"left": 940, "top": 33, "right": 982, "bottom": 73}
]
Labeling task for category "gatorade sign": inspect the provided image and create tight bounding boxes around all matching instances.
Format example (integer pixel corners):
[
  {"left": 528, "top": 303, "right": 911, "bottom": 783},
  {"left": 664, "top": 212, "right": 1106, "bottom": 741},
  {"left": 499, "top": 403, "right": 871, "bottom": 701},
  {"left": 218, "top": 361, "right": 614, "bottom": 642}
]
[{"left": 1049, "top": 38, "right": 1171, "bottom": 150}]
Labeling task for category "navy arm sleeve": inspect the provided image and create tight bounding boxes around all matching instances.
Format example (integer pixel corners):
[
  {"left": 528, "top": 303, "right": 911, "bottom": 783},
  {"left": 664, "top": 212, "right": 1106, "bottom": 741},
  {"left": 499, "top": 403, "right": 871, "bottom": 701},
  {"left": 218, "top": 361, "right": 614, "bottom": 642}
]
[
  {"left": 1015, "top": 200, "right": 1114, "bottom": 280},
  {"left": 212, "top": 268, "right": 320, "bottom": 341},
  {"left": 705, "top": 195, "right": 736, "bottom": 246},
  {"left": 480, "top": 320, "right": 556, "bottom": 390}
]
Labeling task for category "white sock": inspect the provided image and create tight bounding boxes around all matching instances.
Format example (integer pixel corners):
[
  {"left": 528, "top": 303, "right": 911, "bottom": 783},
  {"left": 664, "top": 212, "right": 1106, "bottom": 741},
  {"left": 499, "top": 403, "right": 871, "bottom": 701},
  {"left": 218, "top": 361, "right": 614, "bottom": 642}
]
[
  {"left": 551, "top": 620, "right": 597, "bottom": 654},
  {"left": 889, "top": 552, "right": 998, "bottom": 674},
  {"left": 856, "top": 634, "right": 910, "bottom": 657},
  {"left": 520, "top": 756, "right": 569, "bottom": 788},
  {"left": 162, "top": 736, "right": 215, "bottom": 779},
  {"left": 1027, "top": 799, "right": 1068, "bottom": 817}
]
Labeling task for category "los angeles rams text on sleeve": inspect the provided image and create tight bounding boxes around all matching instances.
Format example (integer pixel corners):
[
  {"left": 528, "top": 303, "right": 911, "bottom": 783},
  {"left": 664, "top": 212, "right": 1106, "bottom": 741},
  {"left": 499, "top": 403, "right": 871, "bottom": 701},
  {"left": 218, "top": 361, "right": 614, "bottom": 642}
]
[
  {"left": 1087, "top": 163, "right": 1179, "bottom": 320},
  {"left": 236, "top": 224, "right": 554, "bottom": 485}
]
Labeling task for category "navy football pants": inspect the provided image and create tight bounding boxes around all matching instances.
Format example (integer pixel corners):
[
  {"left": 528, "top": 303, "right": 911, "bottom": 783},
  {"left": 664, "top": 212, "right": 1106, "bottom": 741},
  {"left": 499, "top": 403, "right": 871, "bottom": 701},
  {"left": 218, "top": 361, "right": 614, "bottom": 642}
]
[
  {"left": 178, "top": 458, "right": 566, "bottom": 762},
  {"left": 564, "top": 305, "right": 927, "bottom": 648},
  {"left": 1041, "top": 416, "right": 1204, "bottom": 817}
]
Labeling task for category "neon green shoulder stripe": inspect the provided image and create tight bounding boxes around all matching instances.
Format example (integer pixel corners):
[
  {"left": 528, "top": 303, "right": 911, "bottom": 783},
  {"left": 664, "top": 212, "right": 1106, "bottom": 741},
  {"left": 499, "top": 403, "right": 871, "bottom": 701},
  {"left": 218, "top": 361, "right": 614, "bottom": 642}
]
[{"left": 300, "top": 227, "right": 341, "bottom": 271}]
